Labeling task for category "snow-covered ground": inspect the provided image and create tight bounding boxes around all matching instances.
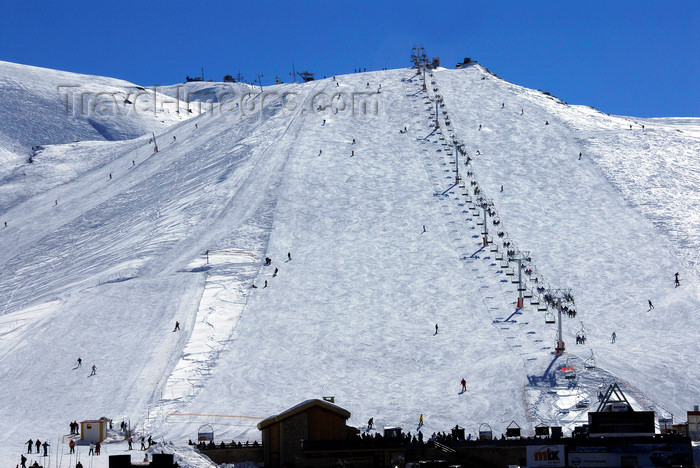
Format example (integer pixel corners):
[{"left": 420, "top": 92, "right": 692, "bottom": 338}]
[
  {"left": 0, "top": 60, "right": 188, "bottom": 174},
  {"left": 0, "top": 61, "right": 698, "bottom": 467}
]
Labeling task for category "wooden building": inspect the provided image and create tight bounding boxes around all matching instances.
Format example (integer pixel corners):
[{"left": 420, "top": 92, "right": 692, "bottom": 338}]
[{"left": 257, "top": 399, "right": 352, "bottom": 467}]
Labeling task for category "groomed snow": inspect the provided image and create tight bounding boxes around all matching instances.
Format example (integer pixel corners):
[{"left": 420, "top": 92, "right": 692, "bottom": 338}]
[{"left": 0, "top": 62, "right": 698, "bottom": 467}]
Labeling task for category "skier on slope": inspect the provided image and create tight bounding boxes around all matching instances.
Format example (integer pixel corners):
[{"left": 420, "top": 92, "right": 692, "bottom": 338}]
[
  {"left": 648, "top": 299, "right": 654, "bottom": 310},
  {"left": 273, "top": 267, "right": 278, "bottom": 277},
  {"left": 90, "top": 364, "right": 97, "bottom": 376},
  {"left": 26, "top": 439, "right": 32, "bottom": 454},
  {"left": 435, "top": 324, "right": 438, "bottom": 335},
  {"left": 35, "top": 440, "right": 41, "bottom": 454},
  {"left": 42, "top": 441, "right": 49, "bottom": 456},
  {"left": 367, "top": 417, "right": 373, "bottom": 430},
  {"left": 173, "top": 321, "right": 180, "bottom": 331},
  {"left": 77, "top": 357, "right": 82, "bottom": 367},
  {"left": 611, "top": 332, "right": 617, "bottom": 343},
  {"left": 674, "top": 272, "right": 680, "bottom": 287},
  {"left": 461, "top": 378, "right": 467, "bottom": 392},
  {"left": 287, "top": 252, "right": 291, "bottom": 261}
]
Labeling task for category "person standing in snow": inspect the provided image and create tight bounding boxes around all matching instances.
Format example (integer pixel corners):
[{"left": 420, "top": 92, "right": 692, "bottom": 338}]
[
  {"left": 21, "top": 454, "right": 27, "bottom": 468},
  {"left": 69, "top": 440, "right": 75, "bottom": 454},
  {"left": 611, "top": 332, "right": 616, "bottom": 343},
  {"left": 264, "top": 280, "right": 268, "bottom": 288},
  {"left": 140, "top": 437, "right": 146, "bottom": 450},
  {"left": 77, "top": 357, "right": 82, "bottom": 368},
  {"left": 434, "top": 324, "right": 438, "bottom": 335},
  {"left": 648, "top": 300, "right": 654, "bottom": 310},
  {"left": 88, "top": 443, "right": 94, "bottom": 456},
  {"left": 128, "top": 437, "right": 133, "bottom": 450},
  {"left": 90, "top": 364, "right": 96, "bottom": 376},
  {"left": 95, "top": 442, "right": 101, "bottom": 455},
  {"left": 419, "top": 414, "right": 424, "bottom": 427},
  {"left": 35, "top": 440, "right": 41, "bottom": 454},
  {"left": 26, "top": 439, "right": 33, "bottom": 454},
  {"left": 76, "top": 461, "right": 83, "bottom": 468},
  {"left": 287, "top": 252, "right": 291, "bottom": 261},
  {"left": 578, "top": 152, "right": 582, "bottom": 160},
  {"left": 173, "top": 321, "right": 180, "bottom": 331},
  {"left": 674, "top": 272, "right": 680, "bottom": 287},
  {"left": 42, "top": 441, "right": 49, "bottom": 456},
  {"left": 367, "top": 417, "right": 373, "bottom": 430},
  {"left": 461, "top": 378, "right": 467, "bottom": 392}
]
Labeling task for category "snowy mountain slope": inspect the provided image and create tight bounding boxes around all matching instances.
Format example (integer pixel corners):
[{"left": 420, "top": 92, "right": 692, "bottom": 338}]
[
  {"left": 0, "top": 62, "right": 698, "bottom": 466},
  {"left": 0, "top": 61, "right": 188, "bottom": 173},
  {"left": 431, "top": 63, "right": 700, "bottom": 420}
]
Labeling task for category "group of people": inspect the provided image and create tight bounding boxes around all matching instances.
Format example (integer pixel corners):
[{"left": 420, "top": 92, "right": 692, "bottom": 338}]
[
  {"left": 253, "top": 253, "right": 292, "bottom": 289},
  {"left": 76, "top": 357, "right": 97, "bottom": 376},
  {"left": 25, "top": 439, "right": 49, "bottom": 456},
  {"left": 194, "top": 439, "right": 259, "bottom": 450},
  {"left": 68, "top": 421, "right": 79, "bottom": 435}
]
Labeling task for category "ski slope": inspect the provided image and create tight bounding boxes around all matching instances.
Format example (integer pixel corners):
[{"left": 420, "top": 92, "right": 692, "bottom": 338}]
[
  {"left": 0, "top": 62, "right": 698, "bottom": 467},
  {"left": 0, "top": 60, "right": 187, "bottom": 172}
]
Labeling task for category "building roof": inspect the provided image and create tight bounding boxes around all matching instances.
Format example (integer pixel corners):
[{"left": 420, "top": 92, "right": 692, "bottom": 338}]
[
  {"left": 257, "top": 399, "right": 351, "bottom": 430},
  {"left": 80, "top": 420, "right": 105, "bottom": 424}
]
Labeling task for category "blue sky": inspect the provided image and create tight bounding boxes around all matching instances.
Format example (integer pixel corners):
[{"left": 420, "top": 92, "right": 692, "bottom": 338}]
[{"left": 1, "top": 1, "right": 698, "bottom": 117}]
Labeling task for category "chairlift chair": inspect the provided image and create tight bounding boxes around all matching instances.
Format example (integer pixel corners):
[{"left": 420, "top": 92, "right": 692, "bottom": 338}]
[
  {"left": 544, "top": 310, "right": 555, "bottom": 323},
  {"left": 584, "top": 351, "right": 596, "bottom": 369},
  {"left": 490, "top": 243, "right": 499, "bottom": 252},
  {"left": 575, "top": 387, "right": 590, "bottom": 408},
  {"left": 523, "top": 288, "right": 533, "bottom": 298},
  {"left": 562, "top": 358, "right": 576, "bottom": 379},
  {"left": 505, "top": 268, "right": 515, "bottom": 276},
  {"left": 506, "top": 421, "right": 521, "bottom": 438}
]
